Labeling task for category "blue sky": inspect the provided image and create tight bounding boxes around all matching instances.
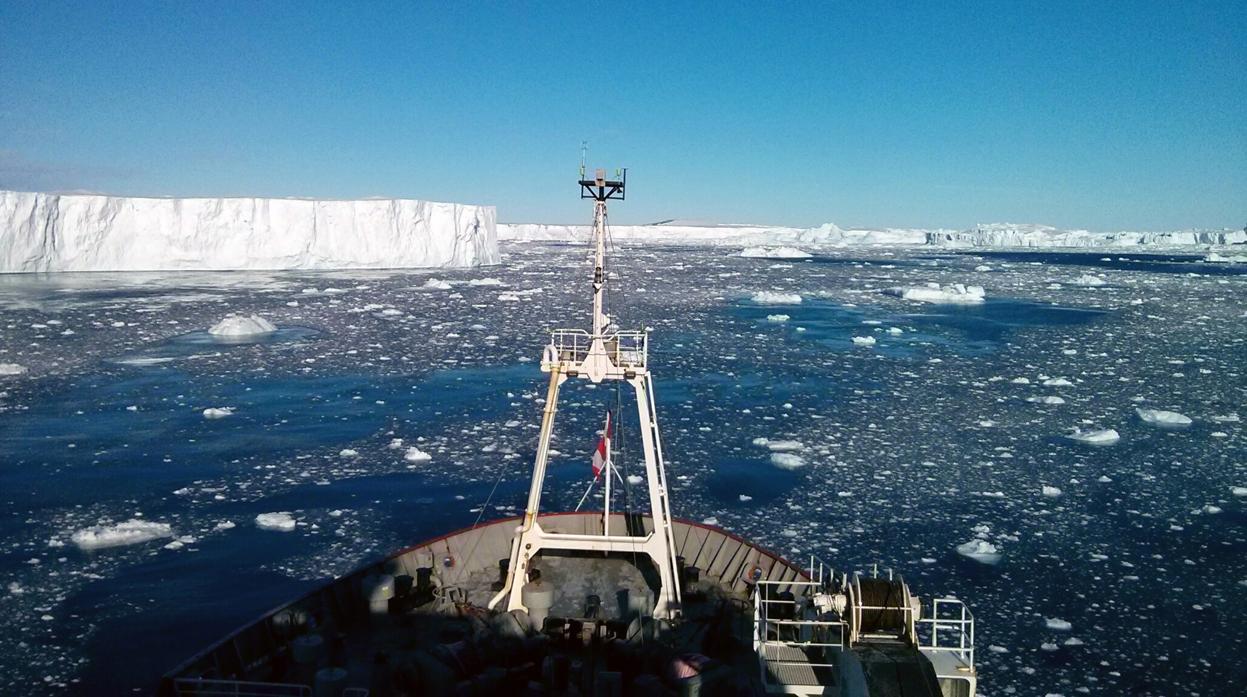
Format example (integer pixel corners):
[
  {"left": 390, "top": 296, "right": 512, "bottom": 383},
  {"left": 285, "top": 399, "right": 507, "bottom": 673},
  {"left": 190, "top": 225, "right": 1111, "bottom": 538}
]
[{"left": 1, "top": 1, "right": 1243, "bottom": 229}]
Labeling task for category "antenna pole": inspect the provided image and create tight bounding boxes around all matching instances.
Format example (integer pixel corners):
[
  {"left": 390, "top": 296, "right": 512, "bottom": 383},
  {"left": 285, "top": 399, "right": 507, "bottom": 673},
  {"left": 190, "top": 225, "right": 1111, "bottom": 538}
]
[{"left": 592, "top": 198, "right": 608, "bottom": 336}]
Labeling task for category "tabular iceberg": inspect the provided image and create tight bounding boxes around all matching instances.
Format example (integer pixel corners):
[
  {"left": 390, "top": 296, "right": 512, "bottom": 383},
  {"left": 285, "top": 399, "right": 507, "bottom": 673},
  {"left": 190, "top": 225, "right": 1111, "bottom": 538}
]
[{"left": 0, "top": 190, "right": 498, "bottom": 272}]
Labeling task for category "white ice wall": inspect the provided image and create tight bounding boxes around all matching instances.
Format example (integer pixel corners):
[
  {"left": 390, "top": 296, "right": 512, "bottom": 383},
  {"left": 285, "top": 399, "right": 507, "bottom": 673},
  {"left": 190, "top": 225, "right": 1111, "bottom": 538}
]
[{"left": 0, "top": 190, "right": 498, "bottom": 272}]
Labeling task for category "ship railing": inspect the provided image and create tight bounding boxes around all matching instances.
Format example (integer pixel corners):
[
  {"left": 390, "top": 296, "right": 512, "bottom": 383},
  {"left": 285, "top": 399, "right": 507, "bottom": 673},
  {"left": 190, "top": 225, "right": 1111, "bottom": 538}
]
[
  {"left": 916, "top": 597, "right": 975, "bottom": 667},
  {"left": 172, "top": 679, "right": 369, "bottom": 697},
  {"left": 547, "top": 329, "right": 647, "bottom": 369},
  {"left": 752, "top": 579, "right": 846, "bottom": 692}
]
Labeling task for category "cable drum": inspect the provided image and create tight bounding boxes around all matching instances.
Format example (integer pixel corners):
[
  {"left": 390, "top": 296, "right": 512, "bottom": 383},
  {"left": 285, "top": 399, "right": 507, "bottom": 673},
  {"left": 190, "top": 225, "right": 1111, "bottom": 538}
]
[{"left": 851, "top": 575, "right": 912, "bottom": 638}]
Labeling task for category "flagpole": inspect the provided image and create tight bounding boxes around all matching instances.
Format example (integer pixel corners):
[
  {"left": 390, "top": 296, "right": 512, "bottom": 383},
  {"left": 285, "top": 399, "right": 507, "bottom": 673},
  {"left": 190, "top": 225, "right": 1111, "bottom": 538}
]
[{"left": 604, "top": 416, "right": 612, "bottom": 536}]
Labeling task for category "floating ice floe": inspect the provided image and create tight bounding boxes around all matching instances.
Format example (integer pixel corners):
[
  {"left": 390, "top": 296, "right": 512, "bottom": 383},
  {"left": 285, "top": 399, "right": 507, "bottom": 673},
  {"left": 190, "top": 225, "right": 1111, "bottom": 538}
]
[
  {"left": 1136, "top": 408, "right": 1192, "bottom": 427},
  {"left": 1042, "top": 377, "right": 1073, "bottom": 387},
  {"left": 1041, "top": 486, "right": 1063, "bottom": 498},
  {"left": 1067, "top": 428, "right": 1120, "bottom": 445},
  {"left": 956, "top": 539, "right": 1002, "bottom": 565},
  {"left": 851, "top": 336, "right": 876, "bottom": 346},
  {"left": 1072, "top": 274, "right": 1107, "bottom": 287},
  {"left": 255, "top": 512, "right": 297, "bottom": 531},
  {"left": 1045, "top": 618, "right": 1072, "bottom": 631},
  {"left": 769, "top": 453, "right": 806, "bottom": 470},
  {"left": 1027, "top": 396, "right": 1066, "bottom": 405},
  {"left": 0, "top": 363, "right": 28, "bottom": 375},
  {"left": 71, "top": 519, "right": 174, "bottom": 550},
  {"left": 209, "top": 314, "right": 277, "bottom": 337},
  {"left": 751, "top": 291, "right": 803, "bottom": 305},
  {"left": 766, "top": 314, "right": 790, "bottom": 322},
  {"left": 422, "top": 278, "right": 452, "bottom": 290},
  {"left": 468, "top": 277, "right": 505, "bottom": 286},
  {"left": 753, "top": 438, "right": 804, "bottom": 452},
  {"left": 626, "top": 475, "right": 644, "bottom": 485},
  {"left": 740, "top": 246, "right": 812, "bottom": 259},
  {"left": 886, "top": 283, "right": 985, "bottom": 305},
  {"left": 404, "top": 446, "right": 432, "bottom": 463},
  {"left": 339, "top": 449, "right": 359, "bottom": 457},
  {"left": 202, "top": 407, "right": 234, "bottom": 419},
  {"left": 1231, "top": 487, "right": 1247, "bottom": 497}
]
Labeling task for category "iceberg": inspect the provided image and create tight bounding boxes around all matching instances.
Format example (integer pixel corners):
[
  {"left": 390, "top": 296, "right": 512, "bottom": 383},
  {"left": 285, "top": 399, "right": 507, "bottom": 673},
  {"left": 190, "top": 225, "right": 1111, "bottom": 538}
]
[
  {"left": 1136, "top": 408, "right": 1192, "bottom": 427},
  {"left": 71, "top": 519, "right": 174, "bottom": 550},
  {"left": 739, "top": 246, "right": 812, "bottom": 259},
  {"left": 1067, "top": 428, "right": 1121, "bottom": 445},
  {"left": 751, "top": 291, "right": 803, "bottom": 305},
  {"left": 209, "top": 314, "right": 276, "bottom": 337},
  {"left": 956, "top": 539, "right": 1002, "bottom": 565},
  {"left": 0, "top": 190, "right": 497, "bottom": 272},
  {"left": 887, "top": 283, "right": 985, "bottom": 305},
  {"left": 255, "top": 512, "right": 297, "bottom": 531}
]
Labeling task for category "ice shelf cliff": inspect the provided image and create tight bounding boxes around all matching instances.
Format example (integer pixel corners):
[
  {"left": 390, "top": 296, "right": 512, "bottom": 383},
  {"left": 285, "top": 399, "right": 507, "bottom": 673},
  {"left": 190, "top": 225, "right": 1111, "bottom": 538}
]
[
  {"left": 500, "top": 220, "right": 1246, "bottom": 248},
  {"left": 0, "top": 190, "right": 498, "bottom": 272}
]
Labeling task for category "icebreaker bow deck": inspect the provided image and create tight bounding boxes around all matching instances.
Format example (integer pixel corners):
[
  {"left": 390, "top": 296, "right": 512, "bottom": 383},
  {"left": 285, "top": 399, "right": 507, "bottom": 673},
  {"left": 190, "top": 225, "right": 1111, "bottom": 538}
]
[{"left": 163, "top": 169, "right": 978, "bottom": 697}]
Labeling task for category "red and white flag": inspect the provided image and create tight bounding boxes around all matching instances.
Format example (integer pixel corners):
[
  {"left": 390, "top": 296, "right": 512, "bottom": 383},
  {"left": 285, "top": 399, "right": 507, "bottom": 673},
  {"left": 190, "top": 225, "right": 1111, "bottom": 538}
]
[{"left": 591, "top": 411, "right": 612, "bottom": 479}]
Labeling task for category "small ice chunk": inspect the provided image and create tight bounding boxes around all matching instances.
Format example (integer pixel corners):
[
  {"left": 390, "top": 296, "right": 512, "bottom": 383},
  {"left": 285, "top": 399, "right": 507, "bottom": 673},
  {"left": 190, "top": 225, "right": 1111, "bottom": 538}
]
[
  {"left": 1231, "top": 487, "right": 1247, "bottom": 497},
  {"left": 769, "top": 453, "right": 806, "bottom": 470},
  {"left": 1136, "top": 408, "right": 1192, "bottom": 427},
  {"left": 71, "top": 519, "right": 174, "bottom": 550},
  {"left": 738, "top": 494, "right": 753, "bottom": 502},
  {"left": 1043, "top": 377, "right": 1073, "bottom": 387},
  {"left": 339, "top": 449, "right": 359, "bottom": 457},
  {"left": 851, "top": 336, "right": 876, "bottom": 346},
  {"left": 208, "top": 314, "right": 276, "bottom": 337},
  {"left": 1041, "top": 486, "right": 1063, "bottom": 498},
  {"left": 1067, "top": 428, "right": 1120, "bottom": 445},
  {"left": 766, "top": 314, "right": 790, "bottom": 322},
  {"left": 1072, "top": 274, "right": 1106, "bottom": 287},
  {"left": 404, "top": 446, "right": 432, "bottom": 463},
  {"left": 751, "top": 291, "right": 803, "bottom": 305},
  {"left": 255, "top": 512, "right": 297, "bottom": 531},
  {"left": 1027, "top": 396, "right": 1066, "bottom": 405},
  {"left": 215, "top": 520, "right": 236, "bottom": 530},
  {"left": 468, "top": 277, "right": 504, "bottom": 286},
  {"left": 626, "top": 474, "right": 643, "bottom": 485},
  {"left": 956, "top": 539, "right": 1001, "bottom": 565},
  {"left": 422, "top": 278, "right": 452, "bottom": 290},
  {"left": 202, "top": 407, "right": 234, "bottom": 419},
  {"left": 0, "top": 363, "right": 28, "bottom": 376},
  {"left": 1045, "top": 618, "right": 1072, "bottom": 631}
]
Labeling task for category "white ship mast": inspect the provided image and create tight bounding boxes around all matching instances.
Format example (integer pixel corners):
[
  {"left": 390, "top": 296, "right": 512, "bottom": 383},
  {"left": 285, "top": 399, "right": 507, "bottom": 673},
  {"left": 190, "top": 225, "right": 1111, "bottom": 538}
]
[{"left": 489, "top": 167, "right": 683, "bottom": 620}]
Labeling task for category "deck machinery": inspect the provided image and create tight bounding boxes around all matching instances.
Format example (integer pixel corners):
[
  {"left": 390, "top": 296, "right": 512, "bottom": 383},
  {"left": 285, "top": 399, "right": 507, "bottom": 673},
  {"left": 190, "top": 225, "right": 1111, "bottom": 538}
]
[{"left": 163, "top": 170, "right": 978, "bottom": 697}]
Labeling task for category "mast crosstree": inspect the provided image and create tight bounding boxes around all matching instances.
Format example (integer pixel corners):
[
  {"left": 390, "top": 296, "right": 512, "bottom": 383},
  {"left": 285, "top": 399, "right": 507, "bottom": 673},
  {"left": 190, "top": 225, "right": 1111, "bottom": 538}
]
[{"left": 489, "top": 168, "right": 683, "bottom": 620}]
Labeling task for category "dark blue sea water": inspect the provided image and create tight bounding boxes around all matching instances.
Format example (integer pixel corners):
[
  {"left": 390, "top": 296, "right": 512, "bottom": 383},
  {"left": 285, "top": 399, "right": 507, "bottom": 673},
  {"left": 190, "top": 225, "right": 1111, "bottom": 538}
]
[{"left": 0, "top": 245, "right": 1243, "bottom": 695}]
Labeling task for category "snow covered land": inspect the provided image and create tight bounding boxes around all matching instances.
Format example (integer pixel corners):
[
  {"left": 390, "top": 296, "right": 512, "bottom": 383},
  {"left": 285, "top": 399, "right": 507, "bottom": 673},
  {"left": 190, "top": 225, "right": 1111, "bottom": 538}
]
[
  {"left": 0, "top": 190, "right": 498, "bottom": 272},
  {"left": 0, "top": 241, "right": 1243, "bottom": 694},
  {"left": 502, "top": 219, "right": 1247, "bottom": 248}
]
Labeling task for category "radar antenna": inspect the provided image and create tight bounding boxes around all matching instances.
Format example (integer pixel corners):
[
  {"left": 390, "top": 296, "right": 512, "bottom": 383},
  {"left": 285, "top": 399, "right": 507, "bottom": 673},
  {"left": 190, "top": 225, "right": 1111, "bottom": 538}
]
[{"left": 489, "top": 167, "right": 682, "bottom": 620}]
